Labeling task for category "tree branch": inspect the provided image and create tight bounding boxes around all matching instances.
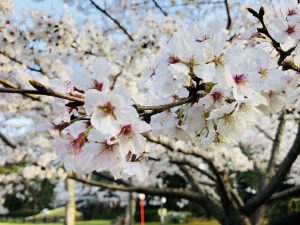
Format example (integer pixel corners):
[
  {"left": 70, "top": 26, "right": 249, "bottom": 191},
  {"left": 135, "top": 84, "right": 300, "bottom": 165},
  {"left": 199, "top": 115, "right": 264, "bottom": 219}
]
[
  {"left": 243, "top": 120, "right": 300, "bottom": 214},
  {"left": 144, "top": 134, "right": 244, "bottom": 210},
  {"left": 270, "top": 184, "right": 300, "bottom": 200},
  {"left": 0, "top": 78, "right": 40, "bottom": 101},
  {"left": 224, "top": 0, "right": 232, "bottom": 30},
  {"left": 0, "top": 80, "right": 84, "bottom": 104},
  {"left": 255, "top": 125, "right": 274, "bottom": 141},
  {"left": 90, "top": 0, "right": 134, "bottom": 41},
  {"left": 247, "top": 7, "right": 296, "bottom": 67},
  {"left": 136, "top": 95, "right": 197, "bottom": 118},
  {"left": 170, "top": 159, "right": 216, "bottom": 182},
  {"left": 69, "top": 173, "right": 205, "bottom": 203},
  {"left": 152, "top": 0, "right": 168, "bottom": 16},
  {"left": 0, "top": 132, "right": 16, "bottom": 149},
  {"left": 0, "top": 51, "right": 47, "bottom": 76},
  {"left": 264, "top": 112, "right": 286, "bottom": 184}
]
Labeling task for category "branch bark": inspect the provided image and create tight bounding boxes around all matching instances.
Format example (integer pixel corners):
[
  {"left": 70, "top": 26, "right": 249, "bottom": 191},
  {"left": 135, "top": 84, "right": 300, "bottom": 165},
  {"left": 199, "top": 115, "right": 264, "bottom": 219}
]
[
  {"left": 152, "top": 0, "right": 168, "bottom": 16},
  {"left": 224, "top": 0, "right": 232, "bottom": 30},
  {"left": 0, "top": 78, "right": 40, "bottom": 101},
  {"left": 264, "top": 112, "right": 286, "bottom": 184},
  {"left": 270, "top": 184, "right": 300, "bottom": 200},
  {"left": 170, "top": 159, "right": 216, "bottom": 181},
  {"left": 69, "top": 173, "right": 205, "bottom": 203},
  {"left": 0, "top": 132, "right": 16, "bottom": 149},
  {"left": 90, "top": 0, "right": 134, "bottom": 41},
  {"left": 0, "top": 80, "right": 84, "bottom": 104},
  {"left": 0, "top": 51, "right": 47, "bottom": 76},
  {"left": 247, "top": 7, "right": 297, "bottom": 67},
  {"left": 243, "top": 120, "right": 300, "bottom": 214}
]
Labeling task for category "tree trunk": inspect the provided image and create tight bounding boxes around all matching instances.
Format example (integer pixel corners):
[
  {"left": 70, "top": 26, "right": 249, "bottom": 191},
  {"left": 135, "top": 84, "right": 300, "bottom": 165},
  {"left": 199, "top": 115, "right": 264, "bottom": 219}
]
[
  {"left": 251, "top": 206, "right": 266, "bottom": 225},
  {"left": 112, "top": 193, "right": 137, "bottom": 225},
  {"left": 124, "top": 193, "right": 136, "bottom": 225},
  {"left": 222, "top": 215, "right": 251, "bottom": 225},
  {"left": 64, "top": 178, "right": 76, "bottom": 225}
]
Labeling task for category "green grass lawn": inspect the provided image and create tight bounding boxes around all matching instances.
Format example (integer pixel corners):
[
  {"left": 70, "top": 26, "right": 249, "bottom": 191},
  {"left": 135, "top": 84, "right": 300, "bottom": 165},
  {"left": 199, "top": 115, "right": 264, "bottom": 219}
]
[{"left": 0, "top": 219, "right": 220, "bottom": 225}]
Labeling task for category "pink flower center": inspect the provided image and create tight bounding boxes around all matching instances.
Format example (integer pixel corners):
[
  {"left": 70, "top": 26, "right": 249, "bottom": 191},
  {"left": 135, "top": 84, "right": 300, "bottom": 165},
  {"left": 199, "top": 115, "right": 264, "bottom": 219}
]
[
  {"left": 92, "top": 79, "right": 104, "bottom": 91},
  {"left": 286, "top": 25, "right": 296, "bottom": 35},
  {"left": 211, "top": 91, "right": 223, "bottom": 102},
  {"left": 99, "top": 102, "right": 115, "bottom": 117},
  {"left": 119, "top": 124, "right": 134, "bottom": 137},
  {"left": 168, "top": 55, "right": 181, "bottom": 64},
  {"left": 68, "top": 132, "right": 87, "bottom": 155},
  {"left": 101, "top": 137, "right": 118, "bottom": 152},
  {"left": 233, "top": 74, "right": 247, "bottom": 85},
  {"left": 288, "top": 9, "right": 297, "bottom": 16}
]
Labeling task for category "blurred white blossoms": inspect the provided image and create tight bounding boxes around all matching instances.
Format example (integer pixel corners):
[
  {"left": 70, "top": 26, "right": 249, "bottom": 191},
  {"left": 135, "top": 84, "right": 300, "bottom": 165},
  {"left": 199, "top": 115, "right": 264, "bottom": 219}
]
[{"left": 47, "top": 1, "right": 300, "bottom": 180}]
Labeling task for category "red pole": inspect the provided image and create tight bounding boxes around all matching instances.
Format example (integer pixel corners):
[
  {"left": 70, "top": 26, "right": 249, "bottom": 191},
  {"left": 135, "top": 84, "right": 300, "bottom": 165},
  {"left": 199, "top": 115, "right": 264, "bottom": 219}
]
[{"left": 140, "top": 199, "right": 144, "bottom": 225}]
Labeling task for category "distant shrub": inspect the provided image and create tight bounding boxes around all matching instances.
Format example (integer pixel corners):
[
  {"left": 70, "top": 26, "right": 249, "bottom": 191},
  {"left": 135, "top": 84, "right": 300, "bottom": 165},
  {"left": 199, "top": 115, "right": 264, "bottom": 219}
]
[{"left": 166, "top": 211, "right": 192, "bottom": 224}]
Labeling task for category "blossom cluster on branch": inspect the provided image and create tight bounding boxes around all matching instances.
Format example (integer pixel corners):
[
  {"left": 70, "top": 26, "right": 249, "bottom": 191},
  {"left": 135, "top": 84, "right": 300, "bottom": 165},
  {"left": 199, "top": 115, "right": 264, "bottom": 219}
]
[{"left": 41, "top": 0, "right": 300, "bottom": 179}]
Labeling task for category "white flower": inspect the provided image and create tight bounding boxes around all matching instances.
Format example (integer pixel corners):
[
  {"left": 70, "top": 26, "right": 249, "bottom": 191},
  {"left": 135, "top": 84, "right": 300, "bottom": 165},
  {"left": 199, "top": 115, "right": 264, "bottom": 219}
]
[
  {"left": 280, "top": 0, "right": 300, "bottom": 22},
  {"left": 84, "top": 87, "right": 135, "bottom": 135},
  {"left": 117, "top": 118, "right": 150, "bottom": 155},
  {"left": 269, "top": 18, "right": 300, "bottom": 43},
  {"left": 54, "top": 123, "right": 91, "bottom": 172},
  {"left": 81, "top": 130, "right": 124, "bottom": 173},
  {"left": 70, "top": 57, "right": 110, "bottom": 92}
]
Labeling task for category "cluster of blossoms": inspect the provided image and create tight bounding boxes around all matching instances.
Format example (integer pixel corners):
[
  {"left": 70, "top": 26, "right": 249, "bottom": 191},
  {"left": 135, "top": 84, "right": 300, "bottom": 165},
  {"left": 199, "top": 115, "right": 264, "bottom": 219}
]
[
  {"left": 49, "top": 57, "right": 150, "bottom": 178},
  {"left": 47, "top": 3, "right": 300, "bottom": 178},
  {"left": 143, "top": 18, "right": 299, "bottom": 146}
]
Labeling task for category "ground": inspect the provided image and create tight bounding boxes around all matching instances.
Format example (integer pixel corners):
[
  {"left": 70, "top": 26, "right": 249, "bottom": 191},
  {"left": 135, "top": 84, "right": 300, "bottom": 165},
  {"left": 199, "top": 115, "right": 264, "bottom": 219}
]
[{"left": 0, "top": 219, "right": 220, "bottom": 225}]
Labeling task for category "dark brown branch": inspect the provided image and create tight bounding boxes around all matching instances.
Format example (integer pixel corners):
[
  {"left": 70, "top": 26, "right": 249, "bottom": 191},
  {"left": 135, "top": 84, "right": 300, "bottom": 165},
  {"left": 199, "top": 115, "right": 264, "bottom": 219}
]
[
  {"left": 152, "top": 0, "right": 168, "bottom": 16},
  {"left": 0, "top": 78, "right": 40, "bottom": 101},
  {"left": 69, "top": 174, "right": 205, "bottom": 203},
  {"left": 90, "top": 0, "right": 134, "bottom": 41},
  {"left": 0, "top": 80, "right": 84, "bottom": 103},
  {"left": 110, "top": 70, "right": 122, "bottom": 90},
  {"left": 0, "top": 132, "right": 16, "bottom": 149},
  {"left": 136, "top": 95, "right": 196, "bottom": 117},
  {"left": 264, "top": 112, "right": 286, "bottom": 184},
  {"left": 271, "top": 184, "right": 300, "bottom": 200},
  {"left": 144, "top": 134, "right": 243, "bottom": 210},
  {"left": 179, "top": 166, "right": 226, "bottom": 224},
  {"left": 243, "top": 120, "right": 300, "bottom": 214},
  {"left": 94, "top": 172, "right": 131, "bottom": 187},
  {"left": 0, "top": 51, "right": 47, "bottom": 76},
  {"left": 170, "top": 159, "right": 216, "bottom": 181},
  {"left": 247, "top": 7, "right": 296, "bottom": 66},
  {"left": 224, "top": 0, "right": 232, "bottom": 30}
]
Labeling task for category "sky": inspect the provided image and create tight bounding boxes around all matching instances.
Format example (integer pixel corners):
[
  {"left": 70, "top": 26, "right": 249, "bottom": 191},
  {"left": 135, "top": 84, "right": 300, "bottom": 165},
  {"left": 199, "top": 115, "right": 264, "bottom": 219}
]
[{"left": 14, "top": 0, "right": 64, "bottom": 14}]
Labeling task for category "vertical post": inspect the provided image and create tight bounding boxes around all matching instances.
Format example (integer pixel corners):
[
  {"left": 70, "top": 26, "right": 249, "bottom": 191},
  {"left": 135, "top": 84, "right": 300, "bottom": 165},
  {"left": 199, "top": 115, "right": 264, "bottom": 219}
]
[
  {"left": 139, "top": 194, "right": 145, "bottom": 225},
  {"left": 64, "top": 177, "right": 76, "bottom": 225},
  {"left": 129, "top": 192, "right": 134, "bottom": 225},
  {"left": 160, "top": 197, "right": 167, "bottom": 225}
]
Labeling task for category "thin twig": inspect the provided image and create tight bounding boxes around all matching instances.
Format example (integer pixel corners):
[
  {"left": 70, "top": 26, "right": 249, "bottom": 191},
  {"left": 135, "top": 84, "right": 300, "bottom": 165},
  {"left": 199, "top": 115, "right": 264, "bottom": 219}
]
[
  {"left": 247, "top": 7, "right": 297, "bottom": 67},
  {"left": 152, "top": 0, "right": 168, "bottom": 16},
  {"left": 0, "top": 132, "right": 16, "bottom": 149},
  {"left": 136, "top": 95, "right": 196, "bottom": 117},
  {"left": 255, "top": 125, "right": 274, "bottom": 141},
  {"left": 0, "top": 80, "right": 84, "bottom": 103},
  {"left": 0, "top": 78, "right": 40, "bottom": 101},
  {"left": 90, "top": 0, "right": 134, "bottom": 41},
  {"left": 224, "top": 0, "right": 232, "bottom": 30},
  {"left": 0, "top": 51, "right": 47, "bottom": 76}
]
